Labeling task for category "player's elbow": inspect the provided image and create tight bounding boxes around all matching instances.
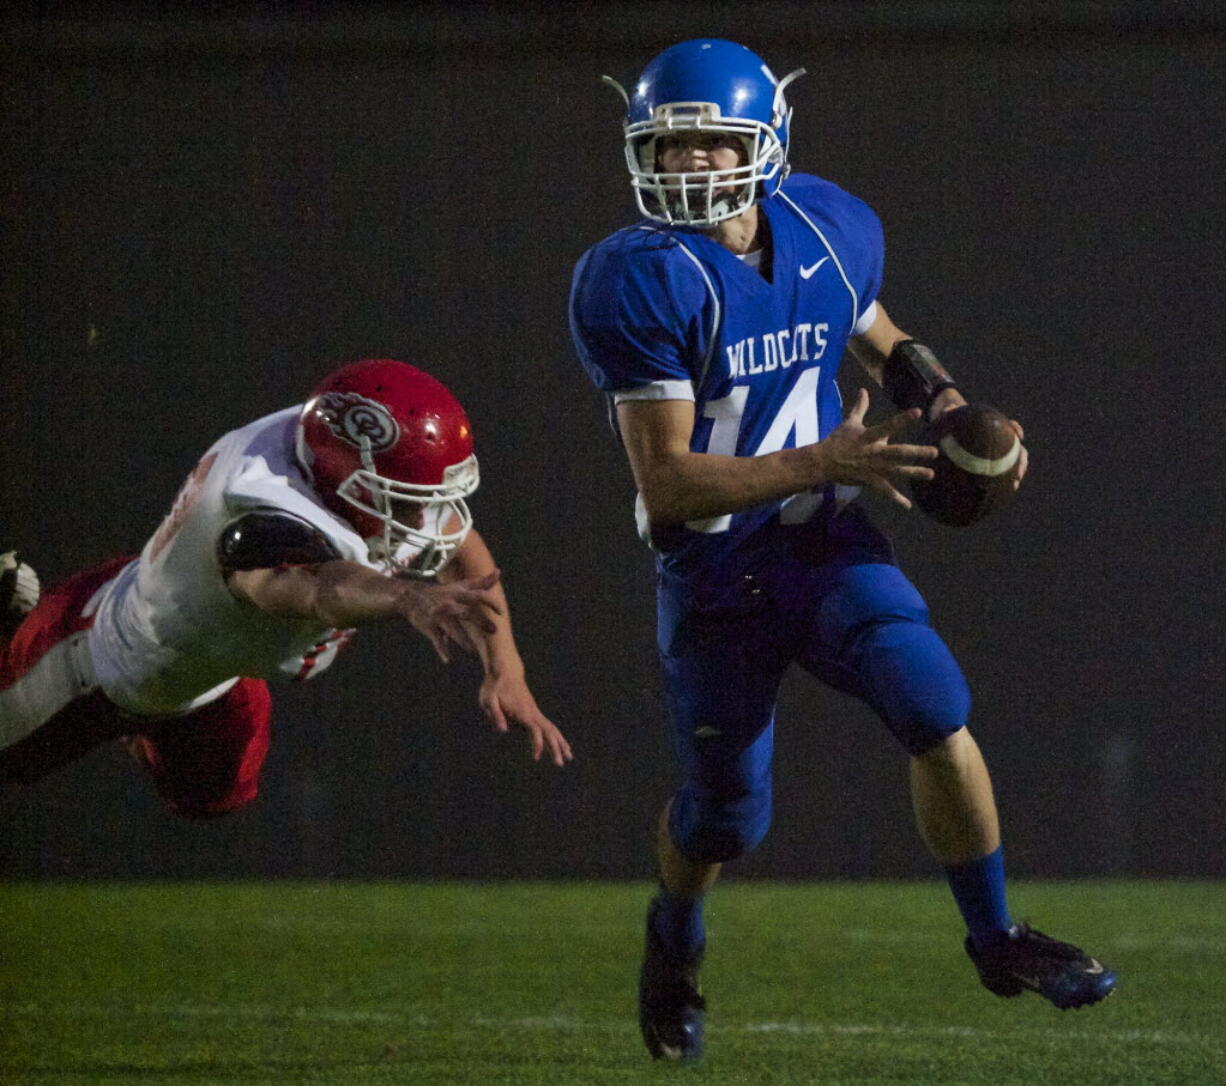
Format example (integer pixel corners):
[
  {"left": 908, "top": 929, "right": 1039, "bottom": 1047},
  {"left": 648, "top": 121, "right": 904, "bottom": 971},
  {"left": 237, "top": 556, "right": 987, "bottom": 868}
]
[
  {"left": 636, "top": 478, "right": 693, "bottom": 525},
  {"left": 632, "top": 451, "right": 707, "bottom": 524}
]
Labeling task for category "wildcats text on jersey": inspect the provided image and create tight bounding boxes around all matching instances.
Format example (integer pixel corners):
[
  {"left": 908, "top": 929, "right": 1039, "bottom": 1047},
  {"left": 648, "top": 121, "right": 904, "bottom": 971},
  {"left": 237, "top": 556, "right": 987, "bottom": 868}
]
[{"left": 724, "top": 321, "right": 830, "bottom": 378}]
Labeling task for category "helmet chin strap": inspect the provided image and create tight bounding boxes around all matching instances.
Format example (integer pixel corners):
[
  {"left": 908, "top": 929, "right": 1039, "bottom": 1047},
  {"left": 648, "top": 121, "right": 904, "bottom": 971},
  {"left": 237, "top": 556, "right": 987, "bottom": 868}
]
[{"left": 660, "top": 172, "right": 753, "bottom": 226}]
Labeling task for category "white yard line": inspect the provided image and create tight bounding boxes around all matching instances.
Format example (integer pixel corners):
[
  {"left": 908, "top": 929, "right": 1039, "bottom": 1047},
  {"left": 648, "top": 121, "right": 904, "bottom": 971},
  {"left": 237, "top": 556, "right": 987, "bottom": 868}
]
[{"left": 2, "top": 1003, "right": 1221, "bottom": 1053}]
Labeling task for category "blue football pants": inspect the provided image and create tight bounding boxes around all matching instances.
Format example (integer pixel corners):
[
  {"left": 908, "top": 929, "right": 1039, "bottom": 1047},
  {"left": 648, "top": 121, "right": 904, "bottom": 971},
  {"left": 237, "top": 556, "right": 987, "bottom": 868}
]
[{"left": 658, "top": 548, "right": 971, "bottom": 865}]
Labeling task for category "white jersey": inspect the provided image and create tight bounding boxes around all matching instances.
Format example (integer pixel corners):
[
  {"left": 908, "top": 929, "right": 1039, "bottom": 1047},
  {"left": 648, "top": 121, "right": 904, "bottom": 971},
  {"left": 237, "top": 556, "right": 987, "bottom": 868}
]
[{"left": 88, "top": 407, "right": 382, "bottom": 716}]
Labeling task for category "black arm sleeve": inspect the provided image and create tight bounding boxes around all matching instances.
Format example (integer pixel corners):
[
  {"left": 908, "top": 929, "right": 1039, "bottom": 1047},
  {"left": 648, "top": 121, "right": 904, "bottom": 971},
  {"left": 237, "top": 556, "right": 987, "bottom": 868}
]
[
  {"left": 217, "top": 510, "right": 343, "bottom": 572},
  {"left": 882, "top": 340, "right": 959, "bottom": 413}
]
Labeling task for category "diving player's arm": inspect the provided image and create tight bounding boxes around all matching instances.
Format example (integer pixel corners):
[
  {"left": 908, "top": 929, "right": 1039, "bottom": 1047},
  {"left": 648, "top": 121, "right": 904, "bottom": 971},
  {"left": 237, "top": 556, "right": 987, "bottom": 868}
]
[
  {"left": 616, "top": 393, "right": 938, "bottom": 522},
  {"left": 436, "top": 530, "right": 516, "bottom": 681},
  {"left": 227, "top": 559, "right": 498, "bottom": 655},
  {"left": 848, "top": 301, "right": 1026, "bottom": 485},
  {"left": 218, "top": 512, "right": 501, "bottom": 663},
  {"left": 437, "top": 530, "right": 572, "bottom": 767}
]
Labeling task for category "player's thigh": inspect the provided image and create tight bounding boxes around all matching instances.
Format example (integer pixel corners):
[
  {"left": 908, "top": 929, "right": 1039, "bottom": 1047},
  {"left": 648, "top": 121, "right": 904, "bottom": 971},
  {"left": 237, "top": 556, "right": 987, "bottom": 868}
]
[
  {"left": 658, "top": 572, "right": 788, "bottom": 783},
  {"left": 132, "top": 678, "right": 272, "bottom": 819},
  {"left": 1, "top": 557, "right": 135, "bottom": 781},
  {"left": 799, "top": 562, "right": 971, "bottom": 754},
  {"left": 2, "top": 556, "right": 134, "bottom": 679}
]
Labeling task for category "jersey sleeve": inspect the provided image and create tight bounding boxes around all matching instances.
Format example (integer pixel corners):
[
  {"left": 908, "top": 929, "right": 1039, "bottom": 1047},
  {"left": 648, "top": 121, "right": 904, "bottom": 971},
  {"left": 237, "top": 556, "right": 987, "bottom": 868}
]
[
  {"left": 569, "top": 234, "right": 709, "bottom": 397},
  {"left": 220, "top": 414, "right": 376, "bottom": 569},
  {"left": 818, "top": 181, "right": 884, "bottom": 332},
  {"left": 785, "top": 174, "right": 885, "bottom": 336},
  {"left": 850, "top": 196, "right": 885, "bottom": 321}
]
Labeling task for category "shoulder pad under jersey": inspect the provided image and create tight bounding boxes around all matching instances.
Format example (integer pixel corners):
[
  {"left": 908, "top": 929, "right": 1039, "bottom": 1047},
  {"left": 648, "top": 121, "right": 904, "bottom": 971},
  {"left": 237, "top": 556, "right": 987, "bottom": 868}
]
[{"left": 217, "top": 509, "right": 343, "bottom": 572}]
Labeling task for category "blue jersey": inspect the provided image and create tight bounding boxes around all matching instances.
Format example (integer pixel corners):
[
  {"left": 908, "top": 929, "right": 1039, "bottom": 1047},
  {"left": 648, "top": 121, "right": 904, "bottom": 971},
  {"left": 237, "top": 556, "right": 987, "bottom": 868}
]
[{"left": 569, "top": 173, "right": 884, "bottom": 579}]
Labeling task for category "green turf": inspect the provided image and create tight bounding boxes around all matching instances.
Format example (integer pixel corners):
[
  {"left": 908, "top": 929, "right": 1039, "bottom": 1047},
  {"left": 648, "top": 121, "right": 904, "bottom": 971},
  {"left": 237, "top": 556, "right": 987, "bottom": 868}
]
[{"left": 0, "top": 880, "right": 1222, "bottom": 1084}]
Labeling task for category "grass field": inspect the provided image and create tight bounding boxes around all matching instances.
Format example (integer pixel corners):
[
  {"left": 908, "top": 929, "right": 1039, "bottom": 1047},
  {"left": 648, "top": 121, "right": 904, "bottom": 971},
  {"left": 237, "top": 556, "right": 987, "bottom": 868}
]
[{"left": 1, "top": 880, "right": 1223, "bottom": 1085}]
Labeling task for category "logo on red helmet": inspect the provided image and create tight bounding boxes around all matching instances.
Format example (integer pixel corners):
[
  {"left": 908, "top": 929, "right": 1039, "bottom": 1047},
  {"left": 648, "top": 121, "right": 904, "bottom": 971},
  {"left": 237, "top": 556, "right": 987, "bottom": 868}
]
[{"left": 316, "top": 393, "right": 400, "bottom": 453}]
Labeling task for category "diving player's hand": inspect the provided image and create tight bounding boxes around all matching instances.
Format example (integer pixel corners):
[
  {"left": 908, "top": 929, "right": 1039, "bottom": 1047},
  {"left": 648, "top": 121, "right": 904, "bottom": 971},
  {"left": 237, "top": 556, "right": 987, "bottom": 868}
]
[
  {"left": 395, "top": 570, "right": 503, "bottom": 663},
  {"left": 478, "top": 670, "right": 573, "bottom": 767},
  {"left": 817, "top": 387, "right": 939, "bottom": 509}
]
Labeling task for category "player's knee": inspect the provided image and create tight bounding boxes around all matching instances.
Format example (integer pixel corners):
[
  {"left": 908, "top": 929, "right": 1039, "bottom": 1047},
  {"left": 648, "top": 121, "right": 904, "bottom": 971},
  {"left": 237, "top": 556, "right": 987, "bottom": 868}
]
[
  {"left": 895, "top": 690, "right": 971, "bottom": 756},
  {"left": 889, "top": 695, "right": 970, "bottom": 757},
  {"left": 671, "top": 783, "right": 771, "bottom": 863},
  {"left": 911, "top": 724, "right": 974, "bottom": 764},
  {"left": 860, "top": 622, "right": 971, "bottom": 756}
]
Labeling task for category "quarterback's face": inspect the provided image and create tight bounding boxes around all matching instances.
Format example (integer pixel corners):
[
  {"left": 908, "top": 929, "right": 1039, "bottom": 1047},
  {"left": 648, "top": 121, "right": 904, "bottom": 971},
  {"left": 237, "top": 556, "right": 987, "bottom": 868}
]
[{"left": 655, "top": 131, "right": 746, "bottom": 175}]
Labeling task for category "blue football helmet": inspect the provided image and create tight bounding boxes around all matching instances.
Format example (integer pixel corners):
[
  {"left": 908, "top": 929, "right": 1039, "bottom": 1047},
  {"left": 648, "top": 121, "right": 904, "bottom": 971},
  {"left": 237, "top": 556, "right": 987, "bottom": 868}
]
[{"left": 604, "top": 39, "right": 805, "bottom": 226}]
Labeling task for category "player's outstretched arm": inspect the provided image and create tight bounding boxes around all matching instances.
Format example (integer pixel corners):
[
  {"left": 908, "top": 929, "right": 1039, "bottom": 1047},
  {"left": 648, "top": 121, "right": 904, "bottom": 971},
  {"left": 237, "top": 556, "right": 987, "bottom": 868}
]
[
  {"left": 617, "top": 393, "right": 938, "bottom": 522},
  {"left": 226, "top": 560, "right": 502, "bottom": 661},
  {"left": 437, "top": 530, "right": 572, "bottom": 767}
]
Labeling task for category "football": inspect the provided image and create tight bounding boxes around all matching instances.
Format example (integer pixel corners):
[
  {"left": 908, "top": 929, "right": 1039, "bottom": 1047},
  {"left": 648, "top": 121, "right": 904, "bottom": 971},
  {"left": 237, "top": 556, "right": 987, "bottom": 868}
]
[{"left": 910, "top": 403, "right": 1022, "bottom": 527}]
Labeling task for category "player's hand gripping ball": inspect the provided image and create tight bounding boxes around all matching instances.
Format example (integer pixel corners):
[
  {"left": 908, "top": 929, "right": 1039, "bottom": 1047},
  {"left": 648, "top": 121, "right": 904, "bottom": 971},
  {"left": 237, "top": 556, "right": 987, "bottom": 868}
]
[{"left": 910, "top": 404, "right": 1022, "bottom": 526}]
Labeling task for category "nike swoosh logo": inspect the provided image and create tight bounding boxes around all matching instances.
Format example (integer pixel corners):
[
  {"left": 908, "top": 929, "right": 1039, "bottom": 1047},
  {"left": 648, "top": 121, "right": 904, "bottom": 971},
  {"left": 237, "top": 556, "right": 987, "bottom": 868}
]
[
  {"left": 1084, "top": 960, "right": 1104, "bottom": 975},
  {"left": 799, "top": 257, "right": 829, "bottom": 279}
]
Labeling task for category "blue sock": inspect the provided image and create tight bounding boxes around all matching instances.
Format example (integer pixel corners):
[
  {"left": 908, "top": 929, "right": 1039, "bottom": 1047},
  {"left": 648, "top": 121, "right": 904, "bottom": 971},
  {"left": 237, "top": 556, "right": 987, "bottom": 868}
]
[
  {"left": 650, "top": 888, "right": 706, "bottom": 958},
  {"left": 944, "top": 846, "right": 1013, "bottom": 950}
]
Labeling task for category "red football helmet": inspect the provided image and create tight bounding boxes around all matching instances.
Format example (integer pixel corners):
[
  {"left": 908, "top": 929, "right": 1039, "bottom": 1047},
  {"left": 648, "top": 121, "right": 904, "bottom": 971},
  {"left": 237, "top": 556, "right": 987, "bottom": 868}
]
[{"left": 295, "top": 359, "right": 479, "bottom": 576}]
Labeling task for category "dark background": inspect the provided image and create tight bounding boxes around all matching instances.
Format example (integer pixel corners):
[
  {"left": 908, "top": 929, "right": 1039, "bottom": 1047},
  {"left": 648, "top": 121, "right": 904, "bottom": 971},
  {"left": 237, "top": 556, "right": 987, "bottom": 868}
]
[{"left": 1, "top": 3, "right": 1222, "bottom": 881}]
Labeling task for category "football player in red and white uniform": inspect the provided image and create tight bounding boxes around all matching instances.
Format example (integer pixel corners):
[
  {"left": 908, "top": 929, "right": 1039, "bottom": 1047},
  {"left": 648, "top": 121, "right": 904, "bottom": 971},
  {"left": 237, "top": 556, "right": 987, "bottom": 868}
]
[{"left": 0, "top": 358, "right": 570, "bottom": 818}]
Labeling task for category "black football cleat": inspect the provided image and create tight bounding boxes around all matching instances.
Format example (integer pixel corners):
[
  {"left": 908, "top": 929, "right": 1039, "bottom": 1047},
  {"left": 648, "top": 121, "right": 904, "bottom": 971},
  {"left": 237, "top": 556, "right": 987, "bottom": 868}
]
[
  {"left": 0, "top": 548, "right": 40, "bottom": 639},
  {"left": 966, "top": 922, "right": 1117, "bottom": 1009},
  {"left": 639, "top": 898, "right": 706, "bottom": 1061}
]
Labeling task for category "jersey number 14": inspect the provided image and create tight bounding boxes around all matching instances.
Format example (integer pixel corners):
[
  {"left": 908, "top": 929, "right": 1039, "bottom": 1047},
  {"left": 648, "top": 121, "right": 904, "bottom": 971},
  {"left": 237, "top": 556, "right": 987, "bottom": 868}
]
[{"left": 691, "top": 367, "right": 822, "bottom": 534}]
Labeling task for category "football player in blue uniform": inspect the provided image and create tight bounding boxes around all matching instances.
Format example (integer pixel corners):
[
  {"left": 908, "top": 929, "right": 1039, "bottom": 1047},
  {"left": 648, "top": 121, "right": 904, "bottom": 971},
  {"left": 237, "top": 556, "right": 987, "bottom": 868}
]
[{"left": 569, "top": 39, "right": 1115, "bottom": 1062}]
